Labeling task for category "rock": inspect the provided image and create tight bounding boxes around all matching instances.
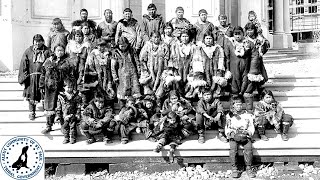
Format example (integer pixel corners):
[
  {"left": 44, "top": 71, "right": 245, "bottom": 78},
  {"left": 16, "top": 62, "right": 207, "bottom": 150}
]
[{"left": 299, "top": 164, "right": 305, "bottom": 170}]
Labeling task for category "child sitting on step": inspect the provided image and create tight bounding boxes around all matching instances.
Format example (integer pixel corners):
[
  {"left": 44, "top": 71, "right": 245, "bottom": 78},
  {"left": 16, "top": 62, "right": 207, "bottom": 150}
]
[
  {"left": 80, "top": 92, "right": 117, "bottom": 145},
  {"left": 56, "top": 78, "right": 82, "bottom": 144},
  {"left": 118, "top": 97, "right": 148, "bottom": 144},
  {"left": 195, "top": 87, "right": 227, "bottom": 144},
  {"left": 153, "top": 111, "right": 184, "bottom": 163},
  {"left": 254, "top": 89, "right": 294, "bottom": 141},
  {"left": 161, "top": 90, "right": 196, "bottom": 138}
]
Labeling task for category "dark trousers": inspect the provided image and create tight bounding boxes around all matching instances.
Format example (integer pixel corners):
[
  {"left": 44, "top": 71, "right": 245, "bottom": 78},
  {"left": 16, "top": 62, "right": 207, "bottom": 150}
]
[
  {"left": 196, "top": 112, "right": 225, "bottom": 134},
  {"left": 80, "top": 121, "right": 114, "bottom": 139},
  {"left": 229, "top": 140, "right": 253, "bottom": 167},
  {"left": 119, "top": 122, "right": 138, "bottom": 141},
  {"left": 28, "top": 101, "right": 36, "bottom": 113},
  {"left": 61, "top": 118, "right": 77, "bottom": 140}
]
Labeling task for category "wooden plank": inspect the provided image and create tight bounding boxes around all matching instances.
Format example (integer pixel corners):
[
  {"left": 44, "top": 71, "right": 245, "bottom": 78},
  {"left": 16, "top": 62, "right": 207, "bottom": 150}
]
[
  {"left": 3, "top": 134, "right": 315, "bottom": 158},
  {"left": 264, "top": 81, "right": 320, "bottom": 87},
  {"left": 0, "top": 83, "right": 23, "bottom": 91},
  {"left": 0, "top": 120, "right": 318, "bottom": 137},
  {"left": 0, "top": 91, "right": 24, "bottom": 100}
]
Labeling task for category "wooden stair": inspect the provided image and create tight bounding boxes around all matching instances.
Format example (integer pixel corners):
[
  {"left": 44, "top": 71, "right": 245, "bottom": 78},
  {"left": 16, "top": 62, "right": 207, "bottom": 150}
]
[{"left": 0, "top": 74, "right": 320, "bottom": 173}]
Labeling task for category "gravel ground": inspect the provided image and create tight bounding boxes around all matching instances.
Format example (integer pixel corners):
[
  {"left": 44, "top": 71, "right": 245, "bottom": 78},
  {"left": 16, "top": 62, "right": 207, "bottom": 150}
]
[{"left": 45, "top": 163, "right": 320, "bottom": 180}]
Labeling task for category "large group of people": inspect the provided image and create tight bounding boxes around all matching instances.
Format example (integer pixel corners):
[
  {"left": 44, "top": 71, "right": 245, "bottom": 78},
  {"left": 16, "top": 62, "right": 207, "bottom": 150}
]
[{"left": 18, "top": 4, "right": 294, "bottom": 178}]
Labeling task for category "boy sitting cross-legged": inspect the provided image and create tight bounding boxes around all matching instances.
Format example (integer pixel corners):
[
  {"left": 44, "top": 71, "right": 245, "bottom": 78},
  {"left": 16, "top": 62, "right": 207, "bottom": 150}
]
[{"left": 80, "top": 92, "right": 117, "bottom": 145}]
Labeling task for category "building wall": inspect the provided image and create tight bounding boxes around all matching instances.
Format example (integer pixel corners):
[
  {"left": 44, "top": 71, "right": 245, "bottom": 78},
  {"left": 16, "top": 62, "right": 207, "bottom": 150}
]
[
  {"left": 164, "top": 0, "right": 221, "bottom": 25},
  {"left": 0, "top": 0, "right": 13, "bottom": 71}
]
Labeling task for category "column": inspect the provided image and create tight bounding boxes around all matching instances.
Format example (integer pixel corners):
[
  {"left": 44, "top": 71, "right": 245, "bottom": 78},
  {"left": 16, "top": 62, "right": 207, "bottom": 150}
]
[
  {"left": 273, "top": 0, "right": 286, "bottom": 48},
  {"left": 283, "top": 0, "right": 293, "bottom": 48}
]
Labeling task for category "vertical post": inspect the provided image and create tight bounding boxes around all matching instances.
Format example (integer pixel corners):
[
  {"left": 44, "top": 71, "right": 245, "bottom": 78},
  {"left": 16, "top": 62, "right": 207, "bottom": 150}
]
[
  {"left": 272, "top": 0, "right": 286, "bottom": 48},
  {"left": 283, "top": 0, "right": 293, "bottom": 48}
]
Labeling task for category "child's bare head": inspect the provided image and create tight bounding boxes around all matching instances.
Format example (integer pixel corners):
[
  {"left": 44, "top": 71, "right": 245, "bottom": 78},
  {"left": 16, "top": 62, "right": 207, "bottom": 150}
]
[
  {"left": 202, "top": 87, "right": 213, "bottom": 102},
  {"left": 232, "top": 97, "right": 243, "bottom": 112},
  {"left": 261, "top": 89, "right": 275, "bottom": 104},
  {"left": 167, "top": 111, "right": 178, "bottom": 124},
  {"left": 63, "top": 77, "right": 76, "bottom": 93},
  {"left": 248, "top": 11, "right": 257, "bottom": 21},
  {"left": 126, "top": 97, "right": 136, "bottom": 107},
  {"left": 169, "top": 90, "right": 180, "bottom": 104},
  {"left": 93, "top": 93, "right": 105, "bottom": 110}
]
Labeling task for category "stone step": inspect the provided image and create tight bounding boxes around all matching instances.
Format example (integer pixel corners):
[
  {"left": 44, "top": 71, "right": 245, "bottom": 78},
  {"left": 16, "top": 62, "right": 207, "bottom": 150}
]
[
  {"left": 0, "top": 99, "right": 319, "bottom": 112},
  {"left": 0, "top": 119, "right": 317, "bottom": 137}
]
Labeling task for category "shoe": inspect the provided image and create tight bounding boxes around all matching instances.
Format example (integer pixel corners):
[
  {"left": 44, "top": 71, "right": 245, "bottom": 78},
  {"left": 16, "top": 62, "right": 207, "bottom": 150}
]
[
  {"left": 29, "top": 113, "right": 36, "bottom": 120},
  {"left": 121, "top": 139, "right": 128, "bottom": 144},
  {"left": 274, "top": 128, "right": 281, "bottom": 134},
  {"left": 281, "top": 133, "right": 289, "bottom": 141},
  {"left": 246, "top": 168, "right": 256, "bottom": 178},
  {"left": 147, "top": 137, "right": 157, "bottom": 142},
  {"left": 153, "top": 145, "right": 162, "bottom": 153},
  {"left": 86, "top": 138, "right": 96, "bottom": 144},
  {"left": 41, "top": 127, "right": 52, "bottom": 134},
  {"left": 62, "top": 138, "right": 70, "bottom": 144},
  {"left": 232, "top": 170, "right": 241, "bottom": 178},
  {"left": 218, "top": 133, "right": 228, "bottom": 143},
  {"left": 260, "top": 134, "right": 269, "bottom": 141},
  {"left": 70, "top": 139, "right": 76, "bottom": 144},
  {"left": 169, "top": 148, "right": 175, "bottom": 163},
  {"left": 198, "top": 134, "right": 205, "bottom": 144},
  {"left": 103, "top": 137, "right": 113, "bottom": 144}
]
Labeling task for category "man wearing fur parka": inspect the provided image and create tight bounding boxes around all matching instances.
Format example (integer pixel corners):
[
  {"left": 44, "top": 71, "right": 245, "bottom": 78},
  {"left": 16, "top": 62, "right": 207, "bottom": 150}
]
[
  {"left": 141, "top": 4, "right": 165, "bottom": 43},
  {"left": 115, "top": 8, "right": 142, "bottom": 51}
]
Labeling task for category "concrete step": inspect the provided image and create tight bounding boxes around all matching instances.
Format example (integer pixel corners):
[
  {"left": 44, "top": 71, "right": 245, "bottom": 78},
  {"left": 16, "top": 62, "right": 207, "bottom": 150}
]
[{"left": 0, "top": 99, "right": 319, "bottom": 112}]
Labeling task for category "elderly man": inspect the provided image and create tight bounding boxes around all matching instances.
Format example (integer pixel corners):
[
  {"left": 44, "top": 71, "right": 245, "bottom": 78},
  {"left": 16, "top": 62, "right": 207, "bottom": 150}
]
[{"left": 96, "top": 9, "right": 118, "bottom": 48}]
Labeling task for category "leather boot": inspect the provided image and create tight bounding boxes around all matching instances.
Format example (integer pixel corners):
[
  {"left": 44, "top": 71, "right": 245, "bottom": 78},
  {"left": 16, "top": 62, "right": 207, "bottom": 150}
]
[
  {"left": 244, "top": 93, "right": 253, "bottom": 113},
  {"left": 198, "top": 130, "right": 205, "bottom": 144},
  {"left": 41, "top": 116, "right": 54, "bottom": 134},
  {"left": 281, "top": 123, "right": 290, "bottom": 141},
  {"left": 258, "top": 126, "right": 269, "bottom": 141}
]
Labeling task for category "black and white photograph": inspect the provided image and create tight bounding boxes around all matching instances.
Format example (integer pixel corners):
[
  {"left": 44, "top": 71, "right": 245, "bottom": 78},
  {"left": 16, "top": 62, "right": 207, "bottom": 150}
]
[{"left": 0, "top": 0, "right": 320, "bottom": 179}]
